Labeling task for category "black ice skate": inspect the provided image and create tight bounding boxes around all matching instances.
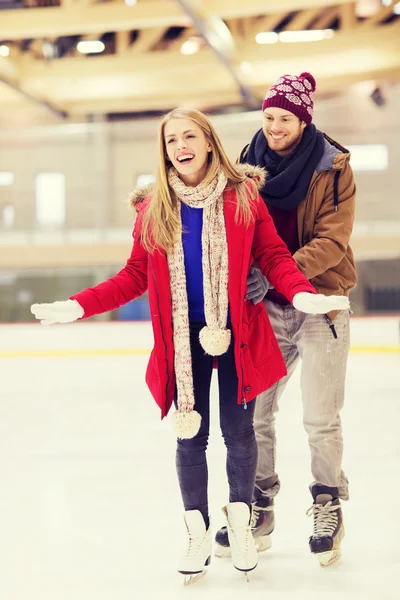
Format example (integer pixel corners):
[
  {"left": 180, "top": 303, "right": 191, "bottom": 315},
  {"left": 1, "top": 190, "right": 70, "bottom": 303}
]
[
  {"left": 307, "top": 484, "right": 344, "bottom": 567},
  {"left": 215, "top": 497, "right": 275, "bottom": 557}
]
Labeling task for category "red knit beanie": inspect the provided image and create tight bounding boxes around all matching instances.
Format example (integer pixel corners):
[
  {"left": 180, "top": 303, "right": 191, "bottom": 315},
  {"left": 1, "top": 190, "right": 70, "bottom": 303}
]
[{"left": 262, "top": 72, "right": 316, "bottom": 125}]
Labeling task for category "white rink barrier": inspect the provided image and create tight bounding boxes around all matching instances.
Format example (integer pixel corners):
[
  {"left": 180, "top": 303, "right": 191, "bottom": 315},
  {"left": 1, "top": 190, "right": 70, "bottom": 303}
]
[{"left": 0, "top": 316, "right": 399, "bottom": 357}]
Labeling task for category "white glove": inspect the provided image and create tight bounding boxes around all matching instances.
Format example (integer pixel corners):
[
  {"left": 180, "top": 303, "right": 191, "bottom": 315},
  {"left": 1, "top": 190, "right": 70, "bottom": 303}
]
[
  {"left": 30, "top": 299, "right": 84, "bottom": 325},
  {"left": 292, "top": 292, "right": 350, "bottom": 315}
]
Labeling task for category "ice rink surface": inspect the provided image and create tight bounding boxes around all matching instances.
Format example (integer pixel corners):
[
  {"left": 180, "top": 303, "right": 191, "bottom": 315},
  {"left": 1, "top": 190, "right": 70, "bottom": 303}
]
[{"left": 0, "top": 322, "right": 399, "bottom": 600}]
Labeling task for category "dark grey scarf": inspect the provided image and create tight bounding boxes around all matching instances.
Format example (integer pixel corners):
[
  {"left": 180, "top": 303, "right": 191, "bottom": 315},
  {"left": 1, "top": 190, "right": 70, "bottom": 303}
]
[{"left": 245, "top": 124, "right": 325, "bottom": 210}]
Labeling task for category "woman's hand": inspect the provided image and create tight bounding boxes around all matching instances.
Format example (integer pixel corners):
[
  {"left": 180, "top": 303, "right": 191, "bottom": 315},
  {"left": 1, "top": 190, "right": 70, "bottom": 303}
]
[
  {"left": 31, "top": 299, "right": 84, "bottom": 325},
  {"left": 292, "top": 292, "right": 349, "bottom": 315}
]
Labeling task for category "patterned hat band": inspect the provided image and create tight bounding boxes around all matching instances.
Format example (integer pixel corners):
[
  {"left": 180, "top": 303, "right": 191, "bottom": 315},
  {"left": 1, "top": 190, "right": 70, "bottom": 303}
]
[{"left": 262, "top": 72, "right": 316, "bottom": 125}]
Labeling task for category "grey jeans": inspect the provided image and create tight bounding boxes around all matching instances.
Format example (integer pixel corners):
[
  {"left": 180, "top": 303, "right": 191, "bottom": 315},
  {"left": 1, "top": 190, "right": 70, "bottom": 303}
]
[{"left": 254, "top": 299, "right": 350, "bottom": 501}]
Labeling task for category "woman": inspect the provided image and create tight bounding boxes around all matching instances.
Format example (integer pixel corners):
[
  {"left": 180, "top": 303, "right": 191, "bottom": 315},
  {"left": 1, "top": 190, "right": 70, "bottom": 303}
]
[{"left": 31, "top": 108, "right": 349, "bottom": 583}]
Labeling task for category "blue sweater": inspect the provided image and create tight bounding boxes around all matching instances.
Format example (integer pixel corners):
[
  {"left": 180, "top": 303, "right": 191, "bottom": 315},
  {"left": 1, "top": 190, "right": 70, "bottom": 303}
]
[{"left": 181, "top": 204, "right": 205, "bottom": 322}]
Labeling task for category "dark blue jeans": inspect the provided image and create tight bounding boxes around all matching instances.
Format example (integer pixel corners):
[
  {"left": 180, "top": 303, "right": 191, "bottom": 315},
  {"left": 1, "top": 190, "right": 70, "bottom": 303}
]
[{"left": 175, "top": 322, "right": 257, "bottom": 524}]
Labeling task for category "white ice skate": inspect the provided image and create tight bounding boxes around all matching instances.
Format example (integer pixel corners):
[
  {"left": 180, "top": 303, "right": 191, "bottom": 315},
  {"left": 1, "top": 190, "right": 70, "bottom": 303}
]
[
  {"left": 178, "top": 510, "right": 211, "bottom": 586},
  {"left": 222, "top": 502, "right": 258, "bottom": 580}
]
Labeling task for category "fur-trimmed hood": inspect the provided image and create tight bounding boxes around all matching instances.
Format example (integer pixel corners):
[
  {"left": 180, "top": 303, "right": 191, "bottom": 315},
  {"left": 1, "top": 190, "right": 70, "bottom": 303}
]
[
  {"left": 235, "top": 163, "right": 266, "bottom": 189},
  {"left": 128, "top": 183, "right": 155, "bottom": 213},
  {"left": 129, "top": 163, "right": 267, "bottom": 212}
]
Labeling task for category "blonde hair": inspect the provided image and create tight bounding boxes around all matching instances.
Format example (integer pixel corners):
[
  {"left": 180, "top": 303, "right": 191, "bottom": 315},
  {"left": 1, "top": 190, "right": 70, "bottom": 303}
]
[{"left": 140, "top": 108, "right": 257, "bottom": 253}]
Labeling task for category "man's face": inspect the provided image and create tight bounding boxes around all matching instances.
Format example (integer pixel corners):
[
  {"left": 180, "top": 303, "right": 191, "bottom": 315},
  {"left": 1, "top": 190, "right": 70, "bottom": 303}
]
[{"left": 262, "top": 107, "right": 307, "bottom": 157}]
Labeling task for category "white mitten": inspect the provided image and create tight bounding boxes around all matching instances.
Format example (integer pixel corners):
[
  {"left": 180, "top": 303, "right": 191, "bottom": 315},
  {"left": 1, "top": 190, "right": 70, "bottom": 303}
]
[
  {"left": 292, "top": 292, "right": 350, "bottom": 315},
  {"left": 30, "top": 299, "right": 84, "bottom": 325}
]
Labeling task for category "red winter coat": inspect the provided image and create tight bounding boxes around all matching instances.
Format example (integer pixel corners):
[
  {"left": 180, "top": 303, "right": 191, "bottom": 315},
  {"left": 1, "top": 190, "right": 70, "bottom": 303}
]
[{"left": 71, "top": 167, "right": 315, "bottom": 419}]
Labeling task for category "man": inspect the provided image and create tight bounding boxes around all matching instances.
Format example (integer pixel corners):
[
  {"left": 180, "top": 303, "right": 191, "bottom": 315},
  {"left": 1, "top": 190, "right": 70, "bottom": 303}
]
[{"left": 215, "top": 72, "right": 356, "bottom": 567}]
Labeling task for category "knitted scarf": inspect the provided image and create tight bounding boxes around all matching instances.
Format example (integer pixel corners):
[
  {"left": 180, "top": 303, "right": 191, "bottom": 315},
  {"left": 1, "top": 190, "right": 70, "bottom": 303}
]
[
  {"left": 246, "top": 124, "right": 325, "bottom": 210},
  {"left": 167, "top": 167, "right": 229, "bottom": 439}
]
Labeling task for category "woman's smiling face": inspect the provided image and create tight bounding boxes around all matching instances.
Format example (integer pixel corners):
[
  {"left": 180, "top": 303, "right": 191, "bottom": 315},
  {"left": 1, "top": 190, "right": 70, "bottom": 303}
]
[{"left": 164, "top": 117, "right": 212, "bottom": 186}]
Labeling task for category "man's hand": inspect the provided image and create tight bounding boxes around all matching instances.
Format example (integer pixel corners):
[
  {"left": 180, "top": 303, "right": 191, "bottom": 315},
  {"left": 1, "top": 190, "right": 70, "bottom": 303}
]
[{"left": 246, "top": 267, "right": 272, "bottom": 305}]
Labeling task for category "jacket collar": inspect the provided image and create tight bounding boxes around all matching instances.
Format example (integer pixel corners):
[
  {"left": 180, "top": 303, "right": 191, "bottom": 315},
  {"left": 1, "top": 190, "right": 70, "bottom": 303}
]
[{"left": 316, "top": 134, "right": 351, "bottom": 173}]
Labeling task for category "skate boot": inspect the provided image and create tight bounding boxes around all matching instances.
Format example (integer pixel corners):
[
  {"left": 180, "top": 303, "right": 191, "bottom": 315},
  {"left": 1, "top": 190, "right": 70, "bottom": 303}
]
[
  {"left": 178, "top": 510, "right": 211, "bottom": 585},
  {"left": 215, "top": 497, "right": 274, "bottom": 557},
  {"left": 307, "top": 484, "right": 345, "bottom": 567},
  {"left": 222, "top": 502, "right": 258, "bottom": 579}
]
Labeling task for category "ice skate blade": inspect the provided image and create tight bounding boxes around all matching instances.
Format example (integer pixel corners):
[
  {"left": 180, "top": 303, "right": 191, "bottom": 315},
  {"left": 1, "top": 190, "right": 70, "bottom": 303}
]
[
  {"left": 317, "top": 549, "right": 341, "bottom": 568},
  {"left": 243, "top": 569, "right": 257, "bottom": 583},
  {"left": 183, "top": 570, "right": 207, "bottom": 586},
  {"left": 234, "top": 562, "right": 258, "bottom": 577},
  {"left": 215, "top": 535, "right": 271, "bottom": 558}
]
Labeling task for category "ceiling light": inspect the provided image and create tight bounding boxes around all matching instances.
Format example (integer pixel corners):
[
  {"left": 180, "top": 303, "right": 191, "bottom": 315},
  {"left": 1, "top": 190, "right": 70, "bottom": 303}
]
[
  {"left": 180, "top": 38, "right": 201, "bottom": 55},
  {"left": 394, "top": 2, "right": 400, "bottom": 14},
  {"left": 0, "top": 172, "right": 14, "bottom": 186},
  {"left": 255, "top": 32, "right": 279, "bottom": 45},
  {"left": 240, "top": 61, "right": 253, "bottom": 75},
  {"left": 77, "top": 40, "right": 105, "bottom": 54},
  {"left": 125, "top": 0, "right": 137, "bottom": 4},
  {"left": 279, "top": 29, "right": 334, "bottom": 43},
  {"left": 357, "top": 0, "right": 383, "bottom": 17},
  {"left": 0, "top": 45, "right": 10, "bottom": 57}
]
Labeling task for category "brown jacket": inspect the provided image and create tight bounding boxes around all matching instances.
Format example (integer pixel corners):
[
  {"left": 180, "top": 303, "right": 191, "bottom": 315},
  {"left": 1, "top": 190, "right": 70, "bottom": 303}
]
[{"left": 242, "top": 134, "right": 357, "bottom": 318}]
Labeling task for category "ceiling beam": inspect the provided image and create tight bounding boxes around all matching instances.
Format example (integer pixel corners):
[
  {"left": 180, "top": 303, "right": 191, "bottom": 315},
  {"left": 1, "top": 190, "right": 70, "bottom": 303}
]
[
  {"left": 312, "top": 6, "right": 339, "bottom": 29},
  {"left": 167, "top": 27, "right": 197, "bottom": 52},
  {"left": 202, "top": 0, "right": 355, "bottom": 19},
  {"left": 340, "top": 2, "right": 357, "bottom": 30},
  {"left": 2, "top": 61, "right": 400, "bottom": 117},
  {"left": 130, "top": 27, "right": 168, "bottom": 54},
  {"left": 0, "top": 2, "right": 187, "bottom": 41},
  {"left": 239, "top": 21, "right": 400, "bottom": 63},
  {"left": 5, "top": 61, "right": 400, "bottom": 117},
  {"left": 11, "top": 20, "right": 399, "bottom": 115},
  {"left": 116, "top": 30, "right": 131, "bottom": 55},
  {"left": 240, "top": 12, "right": 289, "bottom": 49},
  {"left": 285, "top": 8, "right": 323, "bottom": 31},
  {"left": 225, "top": 19, "right": 240, "bottom": 39},
  {"left": 177, "top": 0, "right": 259, "bottom": 108},
  {"left": 0, "top": 74, "right": 68, "bottom": 119},
  {"left": 0, "top": 50, "right": 20, "bottom": 83},
  {"left": 360, "top": 2, "right": 397, "bottom": 27},
  {"left": 0, "top": 0, "right": 358, "bottom": 41},
  {"left": 21, "top": 20, "right": 398, "bottom": 81}
]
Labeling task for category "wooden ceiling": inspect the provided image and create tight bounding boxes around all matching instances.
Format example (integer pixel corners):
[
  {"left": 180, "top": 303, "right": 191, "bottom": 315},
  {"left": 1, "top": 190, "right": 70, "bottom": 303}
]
[{"left": 0, "top": 0, "right": 399, "bottom": 122}]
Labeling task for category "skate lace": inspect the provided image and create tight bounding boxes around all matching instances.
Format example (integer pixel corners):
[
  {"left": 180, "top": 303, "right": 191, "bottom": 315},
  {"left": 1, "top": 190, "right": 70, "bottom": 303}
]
[
  {"left": 250, "top": 504, "right": 273, "bottom": 529},
  {"left": 230, "top": 525, "right": 250, "bottom": 555},
  {"left": 186, "top": 534, "right": 204, "bottom": 557},
  {"left": 306, "top": 501, "right": 340, "bottom": 538}
]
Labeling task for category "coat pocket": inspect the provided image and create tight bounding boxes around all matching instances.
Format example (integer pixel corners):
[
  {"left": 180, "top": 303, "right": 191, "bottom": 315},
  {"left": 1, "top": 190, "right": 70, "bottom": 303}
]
[
  {"left": 145, "top": 349, "right": 162, "bottom": 404},
  {"left": 244, "top": 303, "right": 277, "bottom": 368}
]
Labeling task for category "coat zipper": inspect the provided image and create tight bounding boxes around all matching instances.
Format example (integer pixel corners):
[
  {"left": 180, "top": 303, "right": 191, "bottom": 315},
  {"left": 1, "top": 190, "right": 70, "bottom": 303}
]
[
  {"left": 325, "top": 315, "right": 338, "bottom": 339},
  {"left": 149, "top": 255, "right": 170, "bottom": 403},
  {"left": 304, "top": 168, "right": 342, "bottom": 340},
  {"left": 302, "top": 167, "right": 341, "bottom": 243}
]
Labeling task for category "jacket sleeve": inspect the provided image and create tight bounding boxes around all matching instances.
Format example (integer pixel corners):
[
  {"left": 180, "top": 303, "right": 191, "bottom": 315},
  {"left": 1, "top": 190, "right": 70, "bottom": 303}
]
[
  {"left": 70, "top": 214, "right": 148, "bottom": 319},
  {"left": 292, "top": 160, "right": 356, "bottom": 280},
  {"left": 252, "top": 198, "right": 316, "bottom": 303}
]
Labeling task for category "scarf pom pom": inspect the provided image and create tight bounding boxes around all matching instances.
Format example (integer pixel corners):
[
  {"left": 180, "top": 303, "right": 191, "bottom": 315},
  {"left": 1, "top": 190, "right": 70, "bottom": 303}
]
[
  {"left": 199, "top": 326, "right": 231, "bottom": 356},
  {"left": 172, "top": 410, "right": 202, "bottom": 439}
]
